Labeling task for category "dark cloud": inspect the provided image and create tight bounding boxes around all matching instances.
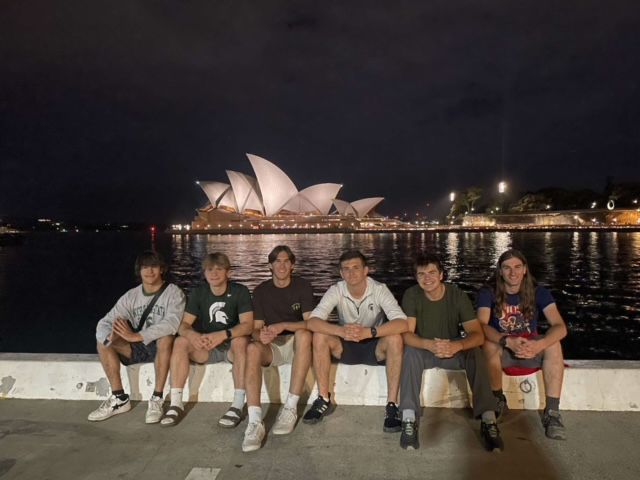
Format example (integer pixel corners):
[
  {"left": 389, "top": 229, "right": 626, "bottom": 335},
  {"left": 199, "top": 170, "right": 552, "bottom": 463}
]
[{"left": 1, "top": 0, "right": 639, "bottom": 221}]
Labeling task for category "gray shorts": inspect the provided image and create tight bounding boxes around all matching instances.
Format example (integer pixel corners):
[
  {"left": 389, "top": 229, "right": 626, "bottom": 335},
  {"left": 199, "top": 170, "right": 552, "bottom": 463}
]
[
  {"left": 195, "top": 341, "right": 231, "bottom": 364},
  {"left": 501, "top": 347, "right": 543, "bottom": 369},
  {"left": 119, "top": 341, "right": 157, "bottom": 366},
  {"left": 268, "top": 335, "right": 296, "bottom": 367}
]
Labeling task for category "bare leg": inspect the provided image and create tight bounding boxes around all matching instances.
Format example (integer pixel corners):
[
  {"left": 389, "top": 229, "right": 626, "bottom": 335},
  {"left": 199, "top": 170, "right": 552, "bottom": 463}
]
[
  {"left": 153, "top": 335, "right": 174, "bottom": 393},
  {"left": 481, "top": 341, "right": 504, "bottom": 391},
  {"left": 311, "top": 333, "right": 342, "bottom": 398},
  {"left": 96, "top": 339, "right": 131, "bottom": 392},
  {"left": 376, "top": 334, "right": 403, "bottom": 404},
  {"left": 542, "top": 342, "right": 564, "bottom": 398},
  {"left": 245, "top": 341, "right": 273, "bottom": 407},
  {"left": 228, "top": 336, "right": 249, "bottom": 389},
  {"left": 290, "top": 330, "right": 312, "bottom": 396},
  {"left": 169, "top": 336, "right": 194, "bottom": 389}
]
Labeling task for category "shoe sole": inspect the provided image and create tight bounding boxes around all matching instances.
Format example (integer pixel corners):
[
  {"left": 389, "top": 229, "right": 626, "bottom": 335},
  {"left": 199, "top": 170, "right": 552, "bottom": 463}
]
[
  {"left": 145, "top": 415, "right": 162, "bottom": 424},
  {"left": 242, "top": 443, "right": 263, "bottom": 453},
  {"left": 383, "top": 425, "right": 402, "bottom": 433},
  {"left": 272, "top": 426, "right": 295, "bottom": 435},
  {"left": 400, "top": 444, "right": 419, "bottom": 450},
  {"left": 87, "top": 403, "right": 131, "bottom": 422},
  {"left": 302, "top": 404, "right": 335, "bottom": 425}
]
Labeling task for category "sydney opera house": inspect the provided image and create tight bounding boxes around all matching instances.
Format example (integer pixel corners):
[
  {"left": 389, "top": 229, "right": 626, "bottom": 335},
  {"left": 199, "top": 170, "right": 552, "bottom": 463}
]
[{"left": 187, "top": 154, "right": 405, "bottom": 232}]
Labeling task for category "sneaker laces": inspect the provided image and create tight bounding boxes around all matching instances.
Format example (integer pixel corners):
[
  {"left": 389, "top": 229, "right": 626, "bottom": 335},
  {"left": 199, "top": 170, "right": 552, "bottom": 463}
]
[
  {"left": 148, "top": 397, "right": 163, "bottom": 413},
  {"left": 484, "top": 422, "right": 500, "bottom": 438},
  {"left": 385, "top": 402, "right": 399, "bottom": 419},
  {"left": 311, "top": 396, "right": 329, "bottom": 413},
  {"left": 402, "top": 421, "right": 416, "bottom": 436},
  {"left": 544, "top": 411, "right": 564, "bottom": 428},
  {"left": 277, "top": 406, "right": 297, "bottom": 424},
  {"left": 245, "top": 421, "right": 261, "bottom": 439}
]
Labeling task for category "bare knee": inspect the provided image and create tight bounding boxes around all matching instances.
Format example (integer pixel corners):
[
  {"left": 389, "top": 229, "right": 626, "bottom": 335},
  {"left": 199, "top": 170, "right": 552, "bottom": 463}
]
[
  {"left": 230, "top": 336, "right": 248, "bottom": 359},
  {"left": 384, "top": 334, "right": 403, "bottom": 353},
  {"left": 173, "top": 335, "right": 190, "bottom": 353},
  {"left": 156, "top": 335, "right": 175, "bottom": 353},
  {"left": 543, "top": 341, "right": 564, "bottom": 363},
  {"left": 294, "top": 329, "right": 312, "bottom": 349},
  {"left": 246, "top": 341, "right": 263, "bottom": 361},
  {"left": 312, "top": 332, "right": 330, "bottom": 349}
]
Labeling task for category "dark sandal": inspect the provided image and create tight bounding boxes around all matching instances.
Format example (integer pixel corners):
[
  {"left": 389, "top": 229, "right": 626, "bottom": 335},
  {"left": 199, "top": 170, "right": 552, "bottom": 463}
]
[
  {"left": 160, "top": 406, "right": 185, "bottom": 427},
  {"left": 218, "top": 406, "right": 243, "bottom": 428}
]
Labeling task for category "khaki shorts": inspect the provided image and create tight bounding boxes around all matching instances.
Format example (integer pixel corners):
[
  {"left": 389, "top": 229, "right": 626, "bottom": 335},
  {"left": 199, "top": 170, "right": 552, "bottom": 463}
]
[{"left": 269, "top": 335, "right": 296, "bottom": 367}]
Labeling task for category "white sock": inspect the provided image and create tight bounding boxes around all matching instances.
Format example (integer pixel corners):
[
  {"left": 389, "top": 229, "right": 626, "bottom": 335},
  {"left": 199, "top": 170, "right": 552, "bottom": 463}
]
[
  {"left": 402, "top": 409, "right": 416, "bottom": 422},
  {"left": 284, "top": 393, "right": 300, "bottom": 410},
  {"left": 232, "top": 389, "right": 245, "bottom": 410},
  {"left": 248, "top": 405, "right": 262, "bottom": 424},
  {"left": 170, "top": 388, "right": 184, "bottom": 409}
]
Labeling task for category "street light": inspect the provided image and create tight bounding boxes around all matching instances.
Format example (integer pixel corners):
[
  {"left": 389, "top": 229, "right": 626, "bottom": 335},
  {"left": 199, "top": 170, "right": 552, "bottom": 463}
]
[
  {"left": 498, "top": 181, "right": 507, "bottom": 194},
  {"left": 449, "top": 192, "right": 456, "bottom": 202}
]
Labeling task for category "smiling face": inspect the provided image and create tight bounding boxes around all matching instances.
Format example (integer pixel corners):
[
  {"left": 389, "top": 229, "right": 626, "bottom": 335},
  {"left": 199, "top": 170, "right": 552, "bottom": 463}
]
[
  {"left": 204, "top": 264, "right": 230, "bottom": 290},
  {"left": 416, "top": 263, "right": 444, "bottom": 296},
  {"left": 340, "top": 257, "right": 368, "bottom": 289},
  {"left": 140, "top": 264, "right": 163, "bottom": 289},
  {"left": 270, "top": 250, "right": 294, "bottom": 283},
  {"left": 500, "top": 256, "right": 527, "bottom": 293}
]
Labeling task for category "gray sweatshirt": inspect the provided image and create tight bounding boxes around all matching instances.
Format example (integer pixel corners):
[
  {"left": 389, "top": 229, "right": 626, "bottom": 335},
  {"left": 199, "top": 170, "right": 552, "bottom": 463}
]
[{"left": 96, "top": 283, "right": 185, "bottom": 345}]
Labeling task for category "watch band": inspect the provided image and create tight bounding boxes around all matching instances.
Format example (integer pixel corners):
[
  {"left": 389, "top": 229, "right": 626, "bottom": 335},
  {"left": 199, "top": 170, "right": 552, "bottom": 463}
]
[
  {"left": 499, "top": 336, "right": 507, "bottom": 348},
  {"left": 226, "top": 328, "right": 232, "bottom": 339},
  {"left": 370, "top": 326, "right": 377, "bottom": 338}
]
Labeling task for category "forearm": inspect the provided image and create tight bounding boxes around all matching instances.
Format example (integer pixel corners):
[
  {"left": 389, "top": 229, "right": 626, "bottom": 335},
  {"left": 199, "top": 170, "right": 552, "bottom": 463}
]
[
  {"left": 277, "top": 321, "right": 309, "bottom": 332},
  {"left": 178, "top": 321, "right": 196, "bottom": 338},
  {"left": 307, "top": 317, "right": 344, "bottom": 337},
  {"left": 457, "top": 330, "right": 484, "bottom": 350},
  {"left": 376, "top": 318, "right": 408, "bottom": 337},
  {"left": 402, "top": 332, "right": 431, "bottom": 350},
  {"left": 481, "top": 324, "right": 504, "bottom": 344},
  {"left": 230, "top": 321, "right": 253, "bottom": 337},
  {"left": 538, "top": 323, "right": 567, "bottom": 349}
]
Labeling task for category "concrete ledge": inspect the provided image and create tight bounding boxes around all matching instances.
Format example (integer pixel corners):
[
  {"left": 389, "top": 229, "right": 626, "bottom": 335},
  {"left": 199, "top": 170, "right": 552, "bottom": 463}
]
[{"left": 1, "top": 353, "right": 639, "bottom": 411}]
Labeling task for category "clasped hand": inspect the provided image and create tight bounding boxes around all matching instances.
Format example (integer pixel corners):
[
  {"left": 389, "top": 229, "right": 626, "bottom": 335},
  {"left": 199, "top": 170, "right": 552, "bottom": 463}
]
[
  {"left": 343, "top": 324, "right": 370, "bottom": 342},
  {"left": 509, "top": 337, "right": 542, "bottom": 359}
]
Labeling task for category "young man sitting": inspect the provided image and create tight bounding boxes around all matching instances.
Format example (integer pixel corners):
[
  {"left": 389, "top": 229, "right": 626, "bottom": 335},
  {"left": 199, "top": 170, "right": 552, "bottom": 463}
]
[
  {"left": 89, "top": 251, "right": 185, "bottom": 423},
  {"left": 304, "top": 250, "right": 408, "bottom": 433},
  {"left": 477, "top": 248, "right": 568, "bottom": 440},
  {"left": 399, "top": 254, "right": 503, "bottom": 452},
  {"left": 242, "top": 245, "right": 315, "bottom": 452},
  {"left": 161, "top": 252, "right": 253, "bottom": 428}
]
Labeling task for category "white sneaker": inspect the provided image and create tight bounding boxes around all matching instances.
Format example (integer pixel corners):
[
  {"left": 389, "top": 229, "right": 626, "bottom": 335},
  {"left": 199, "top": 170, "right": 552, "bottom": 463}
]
[
  {"left": 272, "top": 405, "right": 297, "bottom": 435},
  {"left": 145, "top": 396, "right": 164, "bottom": 424},
  {"left": 242, "top": 421, "right": 265, "bottom": 452},
  {"left": 88, "top": 394, "right": 131, "bottom": 422}
]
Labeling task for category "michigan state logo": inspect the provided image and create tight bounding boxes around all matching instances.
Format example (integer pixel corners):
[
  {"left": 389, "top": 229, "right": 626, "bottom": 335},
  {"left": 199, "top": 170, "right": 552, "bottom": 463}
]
[
  {"left": 209, "top": 302, "right": 229, "bottom": 325},
  {"left": 291, "top": 302, "right": 301, "bottom": 312}
]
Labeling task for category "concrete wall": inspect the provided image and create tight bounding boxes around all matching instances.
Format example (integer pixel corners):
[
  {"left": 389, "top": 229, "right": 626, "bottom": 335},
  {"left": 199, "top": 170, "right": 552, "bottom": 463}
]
[{"left": 1, "top": 353, "right": 638, "bottom": 411}]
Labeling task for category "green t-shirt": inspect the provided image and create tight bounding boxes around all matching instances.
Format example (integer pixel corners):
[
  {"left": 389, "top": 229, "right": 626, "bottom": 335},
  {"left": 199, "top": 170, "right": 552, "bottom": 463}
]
[
  {"left": 401, "top": 283, "right": 475, "bottom": 340},
  {"left": 185, "top": 282, "right": 253, "bottom": 333}
]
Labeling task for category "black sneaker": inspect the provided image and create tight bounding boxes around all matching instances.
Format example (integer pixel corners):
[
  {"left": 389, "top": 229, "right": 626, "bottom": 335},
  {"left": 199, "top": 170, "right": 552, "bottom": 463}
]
[
  {"left": 302, "top": 395, "right": 334, "bottom": 424},
  {"left": 383, "top": 402, "right": 402, "bottom": 433},
  {"left": 495, "top": 393, "right": 508, "bottom": 420},
  {"left": 481, "top": 421, "right": 504, "bottom": 452},
  {"left": 400, "top": 419, "right": 419, "bottom": 450},
  {"left": 542, "top": 410, "right": 567, "bottom": 440}
]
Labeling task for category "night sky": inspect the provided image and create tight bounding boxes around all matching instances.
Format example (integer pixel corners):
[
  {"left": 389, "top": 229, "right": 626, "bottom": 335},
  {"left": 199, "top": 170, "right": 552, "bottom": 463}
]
[{"left": 1, "top": 1, "right": 639, "bottom": 223}]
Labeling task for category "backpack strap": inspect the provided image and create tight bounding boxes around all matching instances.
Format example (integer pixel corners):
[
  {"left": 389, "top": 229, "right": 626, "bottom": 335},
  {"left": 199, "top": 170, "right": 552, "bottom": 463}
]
[{"left": 134, "top": 282, "right": 170, "bottom": 333}]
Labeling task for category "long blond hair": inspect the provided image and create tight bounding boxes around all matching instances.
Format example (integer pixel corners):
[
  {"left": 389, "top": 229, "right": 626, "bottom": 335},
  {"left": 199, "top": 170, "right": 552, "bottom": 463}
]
[{"left": 494, "top": 249, "right": 536, "bottom": 320}]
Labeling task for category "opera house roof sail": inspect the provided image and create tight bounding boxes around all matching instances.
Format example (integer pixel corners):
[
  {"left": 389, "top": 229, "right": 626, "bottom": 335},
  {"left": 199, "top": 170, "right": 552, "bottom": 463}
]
[{"left": 190, "top": 153, "right": 397, "bottom": 232}]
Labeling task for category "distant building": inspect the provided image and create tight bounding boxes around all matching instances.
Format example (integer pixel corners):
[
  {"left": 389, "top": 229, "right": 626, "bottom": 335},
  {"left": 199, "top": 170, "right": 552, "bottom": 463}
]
[{"left": 187, "top": 154, "right": 402, "bottom": 232}]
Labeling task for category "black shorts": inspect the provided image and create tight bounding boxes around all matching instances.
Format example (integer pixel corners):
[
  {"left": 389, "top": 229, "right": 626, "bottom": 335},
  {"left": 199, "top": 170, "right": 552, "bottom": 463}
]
[
  {"left": 118, "top": 341, "right": 157, "bottom": 366},
  {"left": 337, "top": 338, "right": 384, "bottom": 366}
]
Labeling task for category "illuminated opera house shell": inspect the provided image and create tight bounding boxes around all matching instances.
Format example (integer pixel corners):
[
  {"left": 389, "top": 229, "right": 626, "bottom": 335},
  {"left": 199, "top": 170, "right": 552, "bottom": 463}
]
[{"left": 196, "top": 154, "right": 384, "bottom": 218}]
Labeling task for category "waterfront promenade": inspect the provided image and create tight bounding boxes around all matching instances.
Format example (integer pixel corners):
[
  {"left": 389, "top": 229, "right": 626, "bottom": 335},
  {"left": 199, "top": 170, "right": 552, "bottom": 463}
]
[{"left": 1, "top": 400, "right": 639, "bottom": 480}]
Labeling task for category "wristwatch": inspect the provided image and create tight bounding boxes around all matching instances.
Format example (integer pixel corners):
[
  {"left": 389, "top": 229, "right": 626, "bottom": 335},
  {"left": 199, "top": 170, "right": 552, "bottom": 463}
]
[
  {"left": 370, "top": 326, "right": 378, "bottom": 338},
  {"left": 226, "top": 329, "right": 233, "bottom": 339},
  {"left": 499, "top": 336, "right": 508, "bottom": 348}
]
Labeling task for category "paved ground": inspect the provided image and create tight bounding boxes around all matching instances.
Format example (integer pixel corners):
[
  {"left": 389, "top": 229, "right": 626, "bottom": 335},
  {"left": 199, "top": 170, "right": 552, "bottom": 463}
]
[{"left": 1, "top": 400, "right": 639, "bottom": 480}]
